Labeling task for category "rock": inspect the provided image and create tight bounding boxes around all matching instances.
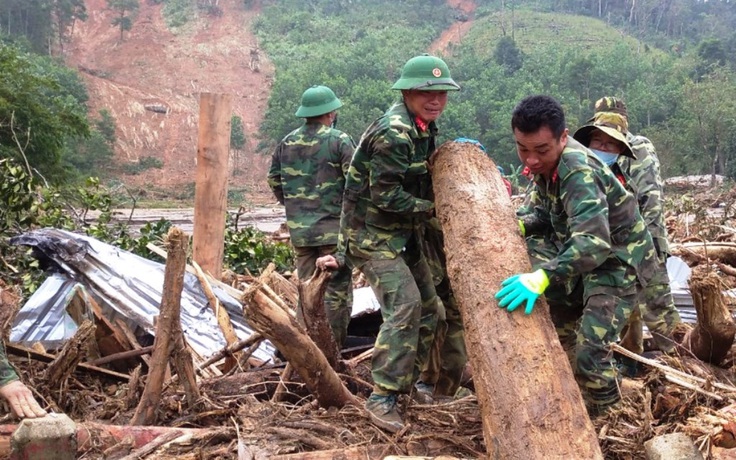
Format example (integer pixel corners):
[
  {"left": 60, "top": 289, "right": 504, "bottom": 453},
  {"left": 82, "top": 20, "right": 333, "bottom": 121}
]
[{"left": 644, "top": 432, "right": 703, "bottom": 460}]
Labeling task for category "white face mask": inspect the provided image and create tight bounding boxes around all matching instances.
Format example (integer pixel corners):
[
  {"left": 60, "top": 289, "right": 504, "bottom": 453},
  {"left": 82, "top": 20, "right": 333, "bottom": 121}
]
[{"left": 590, "top": 148, "right": 619, "bottom": 166}]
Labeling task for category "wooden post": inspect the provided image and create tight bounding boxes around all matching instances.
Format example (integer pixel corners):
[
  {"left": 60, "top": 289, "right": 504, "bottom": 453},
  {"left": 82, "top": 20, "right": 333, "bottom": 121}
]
[
  {"left": 193, "top": 92, "right": 232, "bottom": 280},
  {"left": 432, "top": 142, "right": 603, "bottom": 459}
]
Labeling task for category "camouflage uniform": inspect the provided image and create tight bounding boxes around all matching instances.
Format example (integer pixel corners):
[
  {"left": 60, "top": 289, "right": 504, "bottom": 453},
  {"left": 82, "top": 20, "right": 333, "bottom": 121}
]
[
  {"left": 268, "top": 121, "right": 355, "bottom": 346},
  {"left": 591, "top": 97, "right": 681, "bottom": 353},
  {"left": 340, "top": 101, "right": 442, "bottom": 395},
  {"left": 615, "top": 132, "right": 681, "bottom": 353},
  {"left": 0, "top": 342, "right": 18, "bottom": 388},
  {"left": 519, "top": 137, "right": 657, "bottom": 410},
  {"left": 418, "top": 224, "right": 466, "bottom": 397}
]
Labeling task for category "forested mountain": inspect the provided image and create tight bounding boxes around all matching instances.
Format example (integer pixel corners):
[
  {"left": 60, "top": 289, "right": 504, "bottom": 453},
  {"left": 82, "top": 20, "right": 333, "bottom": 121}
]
[{"left": 1, "top": 0, "right": 736, "bottom": 191}]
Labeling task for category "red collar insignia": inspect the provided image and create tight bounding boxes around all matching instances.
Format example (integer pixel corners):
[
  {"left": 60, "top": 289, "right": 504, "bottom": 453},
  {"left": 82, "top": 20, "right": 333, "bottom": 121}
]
[{"left": 415, "top": 117, "right": 428, "bottom": 132}]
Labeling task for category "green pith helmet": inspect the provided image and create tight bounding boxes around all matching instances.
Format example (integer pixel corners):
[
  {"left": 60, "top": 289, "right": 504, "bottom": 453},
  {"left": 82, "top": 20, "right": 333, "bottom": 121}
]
[
  {"left": 295, "top": 85, "right": 343, "bottom": 118},
  {"left": 391, "top": 54, "right": 460, "bottom": 91}
]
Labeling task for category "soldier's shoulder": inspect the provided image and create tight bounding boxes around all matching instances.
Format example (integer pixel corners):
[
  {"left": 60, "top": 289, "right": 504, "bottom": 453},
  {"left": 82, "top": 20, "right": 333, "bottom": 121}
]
[
  {"left": 558, "top": 144, "right": 590, "bottom": 173},
  {"left": 280, "top": 126, "right": 304, "bottom": 142}
]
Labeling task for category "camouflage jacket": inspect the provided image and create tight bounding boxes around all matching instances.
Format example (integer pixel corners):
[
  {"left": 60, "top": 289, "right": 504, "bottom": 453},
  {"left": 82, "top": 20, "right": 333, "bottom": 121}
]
[
  {"left": 0, "top": 342, "right": 18, "bottom": 387},
  {"left": 520, "top": 138, "right": 656, "bottom": 287},
  {"left": 615, "top": 132, "right": 669, "bottom": 257},
  {"left": 267, "top": 122, "right": 355, "bottom": 247},
  {"left": 340, "top": 101, "right": 436, "bottom": 260}
]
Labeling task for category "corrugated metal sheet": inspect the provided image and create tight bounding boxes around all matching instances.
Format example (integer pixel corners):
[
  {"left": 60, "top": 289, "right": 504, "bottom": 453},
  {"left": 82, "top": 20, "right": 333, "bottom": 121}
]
[{"left": 10, "top": 228, "right": 276, "bottom": 363}]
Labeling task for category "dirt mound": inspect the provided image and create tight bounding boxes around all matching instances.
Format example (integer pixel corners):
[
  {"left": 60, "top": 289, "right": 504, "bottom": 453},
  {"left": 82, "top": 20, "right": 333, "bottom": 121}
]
[{"left": 66, "top": 0, "right": 274, "bottom": 204}]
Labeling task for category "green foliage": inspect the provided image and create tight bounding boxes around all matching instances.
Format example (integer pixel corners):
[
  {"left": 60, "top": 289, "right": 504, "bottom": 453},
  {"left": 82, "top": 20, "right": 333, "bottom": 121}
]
[
  {"left": 62, "top": 110, "right": 118, "bottom": 181},
  {"left": 493, "top": 36, "right": 523, "bottom": 75},
  {"left": 123, "top": 156, "right": 164, "bottom": 175},
  {"left": 0, "top": 43, "right": 90, "bottom": 184},
  {"left": 224, "top": 223, "right": 294, "bottom": 275},
  {"left": 162, "top": 0, "right": 194, "bottom": 28},
  {"left": 0, "top": 0, "right": 87, "bottom": 53},
  {"left": 95, "top": 109, "right": 117, "bottom": 146},
  {"left": 230, "top": 115, "right": 246, "bottom": 150},
  {"left": 107, "top": 0, "right": 139, "bottom": 40},
  {"left": 253, "top": 0, "right": 454, "bottom": 145}
]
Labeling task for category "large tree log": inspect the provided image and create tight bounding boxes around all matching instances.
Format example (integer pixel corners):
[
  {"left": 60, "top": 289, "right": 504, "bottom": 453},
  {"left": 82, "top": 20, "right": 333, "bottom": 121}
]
[
  {"left": 432, "top": 142, "right": 602, "bottom": 459},
  {"left": 680, "top": 267, "right": 736, "bottom": 363}
]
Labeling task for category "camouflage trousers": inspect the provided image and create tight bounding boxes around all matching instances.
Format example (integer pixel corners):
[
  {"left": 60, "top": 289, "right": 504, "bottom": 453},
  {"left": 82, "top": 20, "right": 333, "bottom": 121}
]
[
  {"left": 419, "top": 275, "right": 467, "bottom": 396},
  {"left": 620, "top": 256, "right": 681, "bottom": 354},
  {"left": 348, "top": 242, "right": 441, "bottom": 395},
  {"left": 527, "top": 235, "right": 637, "bottom": 406},
  {"left": 294, "top": 245, "right": 352, "bottom": 347},
  {"left": 419, "top": 226, "right": 467, "bottom": 397}
]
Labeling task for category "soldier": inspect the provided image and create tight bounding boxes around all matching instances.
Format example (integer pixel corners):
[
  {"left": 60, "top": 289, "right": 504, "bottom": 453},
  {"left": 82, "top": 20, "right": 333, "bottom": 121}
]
[
  {"left": 339, "top": 54, "right": 459, "bottom": 432},
  {"left": 267, "top": 85, "right": 355, "bottom": 348},
  {"left": 0, "top": 342, "right": 46, "bottom": 418},
  {"left": 496, "top": 95, "right": 657, "bottom": 415},
  {"left": 580, "top": 97, "right": 681, "bottom": 358}
]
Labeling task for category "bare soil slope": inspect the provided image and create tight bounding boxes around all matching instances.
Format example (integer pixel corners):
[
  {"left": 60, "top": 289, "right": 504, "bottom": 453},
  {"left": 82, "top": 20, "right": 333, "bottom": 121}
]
[{"left": 66, "top": 0, "right": 274, "bottom": 203}]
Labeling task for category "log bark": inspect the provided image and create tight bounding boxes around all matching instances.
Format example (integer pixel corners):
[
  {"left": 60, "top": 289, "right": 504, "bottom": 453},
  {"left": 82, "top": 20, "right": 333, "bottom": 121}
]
[
  {"left": 241, "top": 285, "right": 358, "bottom": 409},
  {"left": 43, "top": 320, "right": 96, "bottom": 387},
  {"left": 297, "top": 268, "right": 341, "bottom": 369},
  {"left": 432, "top": 141, "right": 602, "bottom": 459},
  {"left": 131, "top": 228, "right": 200, "bottom": 425},
  {"left": 681, "top": 267, "right": 736, "bottom": 363}
]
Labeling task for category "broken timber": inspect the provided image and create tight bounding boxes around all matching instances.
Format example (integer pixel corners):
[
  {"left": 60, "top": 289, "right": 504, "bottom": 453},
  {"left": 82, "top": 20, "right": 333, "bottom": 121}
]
[
  {"left": 680, "top": 267, "right": 736, "bottom": 363},
  {"left": 431, "top": 141, "right": 602, "bottom": 459},
  {"left": 131, "top": 228, "right": 200, "bottom": 426},
  {"left": 241, "top": 267, "right": 357, "bottom": 409},
  {"left": 297, "top": 268, "right": 341, "bottom": 370}
]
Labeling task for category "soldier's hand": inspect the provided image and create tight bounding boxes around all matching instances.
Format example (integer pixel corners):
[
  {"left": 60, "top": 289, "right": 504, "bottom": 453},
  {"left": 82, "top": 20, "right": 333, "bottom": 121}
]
[
  {"left": 0, "top": 380, "right": 47, "bottom": 418},
  {"left": 316, "top": 255, "right": 339, "bottom": 271}
]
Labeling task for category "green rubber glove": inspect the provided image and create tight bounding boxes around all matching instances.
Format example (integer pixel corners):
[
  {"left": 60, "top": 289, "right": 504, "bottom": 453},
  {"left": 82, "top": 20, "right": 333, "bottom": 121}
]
[
  {"left": 518, "top": 220, "right": 525, "bottom": 237},
  {"left": 495, "top": 269, "right": 549, "bottom": 315}
]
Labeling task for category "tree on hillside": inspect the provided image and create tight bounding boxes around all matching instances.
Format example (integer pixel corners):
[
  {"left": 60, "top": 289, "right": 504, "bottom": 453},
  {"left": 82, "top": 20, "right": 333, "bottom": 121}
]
[
  {"left": 53, "top": 0, "right": 88, "bottom": 54},
  {"left": 107, "top": 0, "right": 139, "bottom": 41},
  {"left": 493, "top": 36, "right": 523, "bottom": 75},
  {"left": 681, "top": 69, "right": 736, "bottom": 184}
]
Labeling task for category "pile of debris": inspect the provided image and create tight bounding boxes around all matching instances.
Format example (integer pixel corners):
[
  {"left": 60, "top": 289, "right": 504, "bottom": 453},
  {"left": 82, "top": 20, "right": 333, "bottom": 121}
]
[{"left": 2, "top": 171, "right": 736, "bottom": 459}]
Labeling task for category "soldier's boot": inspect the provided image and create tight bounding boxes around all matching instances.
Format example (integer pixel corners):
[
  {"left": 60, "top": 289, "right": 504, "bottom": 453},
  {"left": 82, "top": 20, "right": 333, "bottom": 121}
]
[
  {"left": 365, "top": 393, "right": 404, "bottom": 433},
  {"left": 412, "top": 381, "right": 435, "bottom": 405},
  {"left": 586, "top": 386, "right": 621, "bottom": 418}
]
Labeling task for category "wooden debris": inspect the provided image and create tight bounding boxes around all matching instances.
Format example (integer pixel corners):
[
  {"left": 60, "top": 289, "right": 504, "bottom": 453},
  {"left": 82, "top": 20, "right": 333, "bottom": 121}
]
[
  {"left": 680, "top": 267, "right": 736, "bottom": 363},
  {"left": 7, "top": 343, "right": 129, "bottom": 381},
  {"left": 117, "top": 429, "right": 186, "bottom": 460},
  {"left": 114, "top": 318, "right": 152, "bottom": 367},
  {"left": 241, "top": 267, "right": 358, "bottom": 409},
  {"left": 432, "top": 141, "right": 603, "bottom": 459},
  {"left": 192, "top": 259, "right": 241, "bottom": 370},
  {"left": 43, "top": 319, "right": 96, "bottom": 389},
  {"left": 131, "top": 228, "right": 200, "bottom": 426},
  {"left": 87, "top": 346, "right": 153, "bottom": 367},
  {"left": 297, "top": 268, "right": 341, "bottom": 370}
]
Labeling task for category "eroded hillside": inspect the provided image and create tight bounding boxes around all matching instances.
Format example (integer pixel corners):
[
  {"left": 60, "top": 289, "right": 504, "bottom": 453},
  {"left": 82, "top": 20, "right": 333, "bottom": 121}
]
[{"left": 66, "top": 0, "right": 274, "bottom": 203}]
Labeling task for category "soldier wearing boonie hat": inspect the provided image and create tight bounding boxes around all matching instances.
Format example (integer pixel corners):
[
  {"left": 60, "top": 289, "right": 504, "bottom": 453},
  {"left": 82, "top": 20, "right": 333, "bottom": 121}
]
[{"left": 587, "top": 97, "right": 681, "bottom": 364}]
